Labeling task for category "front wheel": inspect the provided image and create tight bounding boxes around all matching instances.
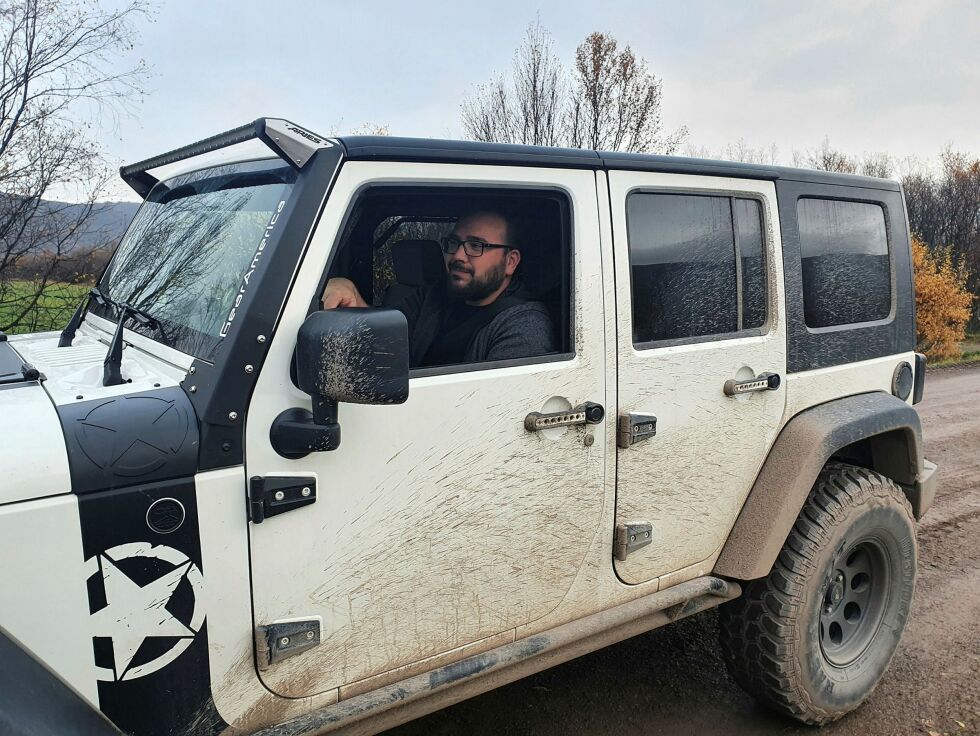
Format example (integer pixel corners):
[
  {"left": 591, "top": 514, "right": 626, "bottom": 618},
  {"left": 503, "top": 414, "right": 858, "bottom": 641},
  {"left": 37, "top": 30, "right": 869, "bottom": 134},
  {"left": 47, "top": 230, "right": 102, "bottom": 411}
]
[{"left": 719, "top": 463, "right": 917, "bottom": 724}]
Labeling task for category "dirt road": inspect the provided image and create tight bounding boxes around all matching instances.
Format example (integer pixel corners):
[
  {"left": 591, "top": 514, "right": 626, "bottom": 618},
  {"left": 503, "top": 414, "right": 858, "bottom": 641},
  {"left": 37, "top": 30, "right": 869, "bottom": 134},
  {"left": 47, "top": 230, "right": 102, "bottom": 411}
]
[{"left": 389, "top": 365, "right": 980, "bottom": 736}]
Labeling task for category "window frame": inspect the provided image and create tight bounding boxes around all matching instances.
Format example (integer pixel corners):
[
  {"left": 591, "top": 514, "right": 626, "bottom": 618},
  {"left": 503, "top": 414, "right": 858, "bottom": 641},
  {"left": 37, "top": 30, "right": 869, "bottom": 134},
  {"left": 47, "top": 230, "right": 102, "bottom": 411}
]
[
  {"left": 311, "top": 181, "right": 579, "bottom": 379},
  {"left": 796, "top": 195, "right": 897, "bottom": 333},
  {"left": 624, "top": 187, "right": 773, "bottom": 351}
]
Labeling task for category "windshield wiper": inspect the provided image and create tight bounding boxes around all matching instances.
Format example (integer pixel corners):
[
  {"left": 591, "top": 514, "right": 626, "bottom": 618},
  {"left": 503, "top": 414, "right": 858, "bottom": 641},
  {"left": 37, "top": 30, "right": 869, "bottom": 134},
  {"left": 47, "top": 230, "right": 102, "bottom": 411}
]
[
  {"left": 58, "top": 287, "right": 116, "bottom": 347},
  {"left": 103, "top": 302, "right": 162, "bottom": 387}
]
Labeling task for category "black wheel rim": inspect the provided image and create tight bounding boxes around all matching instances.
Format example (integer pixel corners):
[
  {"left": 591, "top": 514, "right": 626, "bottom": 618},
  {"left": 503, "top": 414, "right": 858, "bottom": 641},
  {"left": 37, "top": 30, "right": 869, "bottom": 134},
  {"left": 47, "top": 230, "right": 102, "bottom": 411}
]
[{"left": 819, "top": 537, "right": 892, "bottom": 666}]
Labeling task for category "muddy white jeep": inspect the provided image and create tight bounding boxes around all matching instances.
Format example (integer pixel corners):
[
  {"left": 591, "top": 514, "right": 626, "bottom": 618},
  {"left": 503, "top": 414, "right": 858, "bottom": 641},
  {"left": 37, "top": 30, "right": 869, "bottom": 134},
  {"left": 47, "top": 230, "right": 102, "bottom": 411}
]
[{"left": 0, "top": 119, "right": 937, "bottom": 735}]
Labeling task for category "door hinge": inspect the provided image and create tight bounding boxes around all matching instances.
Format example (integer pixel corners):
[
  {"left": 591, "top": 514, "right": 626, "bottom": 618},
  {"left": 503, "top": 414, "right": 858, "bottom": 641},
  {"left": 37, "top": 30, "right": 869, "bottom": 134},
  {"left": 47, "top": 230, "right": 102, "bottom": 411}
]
[
  {"left": 614, "top": 522, "right": 653, "bottom": 561},
  {"left": 249, "top": 476, "right": 317, "bottom": 523},
  {"left": 617, "top": 413, "right": 657, "bottom": 448},
  {"left": 255, "top": 619, "right": 321, "bottom": 670}
]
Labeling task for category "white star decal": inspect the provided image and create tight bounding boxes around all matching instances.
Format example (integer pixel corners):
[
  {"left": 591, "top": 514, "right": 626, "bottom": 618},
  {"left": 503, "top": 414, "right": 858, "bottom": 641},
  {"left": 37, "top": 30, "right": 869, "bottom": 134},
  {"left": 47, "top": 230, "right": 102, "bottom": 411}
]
[{"left": 88, "top": 544, "right": 203, "bottom": 681}]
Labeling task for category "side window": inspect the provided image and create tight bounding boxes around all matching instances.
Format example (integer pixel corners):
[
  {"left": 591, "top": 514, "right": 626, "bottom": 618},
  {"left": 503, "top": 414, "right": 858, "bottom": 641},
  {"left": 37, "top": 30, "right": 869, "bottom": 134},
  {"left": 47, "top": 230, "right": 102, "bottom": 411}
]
[
  {"left": 325, "top": 187, "right": 572, "bottom": 371},
  {"left": 798, "top": 198, "right": 890, "bottom": 328},
  {"left": 627, "top": 193, "right": 768, "bottom": 345},
  {"left": 736, "top": 198, "right": 766, "bottom": 330}
]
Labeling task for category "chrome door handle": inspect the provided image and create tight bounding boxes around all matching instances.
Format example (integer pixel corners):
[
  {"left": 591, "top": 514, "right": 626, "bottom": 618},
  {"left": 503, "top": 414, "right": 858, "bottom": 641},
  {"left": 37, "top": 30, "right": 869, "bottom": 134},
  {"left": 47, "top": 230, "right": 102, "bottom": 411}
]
[
  {"left": 724, "top": 372, "right": 781, "bottom": 396},
  {"left": 525, "top": 402, "right": 604, "bottom": 432}
]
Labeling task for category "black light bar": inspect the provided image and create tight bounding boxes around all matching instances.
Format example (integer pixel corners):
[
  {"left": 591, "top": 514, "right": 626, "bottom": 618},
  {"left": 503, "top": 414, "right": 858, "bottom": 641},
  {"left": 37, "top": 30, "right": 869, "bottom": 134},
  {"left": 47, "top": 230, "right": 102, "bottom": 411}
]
[{"left": 120, "top": 117, "right": 332, "bottom": 197}]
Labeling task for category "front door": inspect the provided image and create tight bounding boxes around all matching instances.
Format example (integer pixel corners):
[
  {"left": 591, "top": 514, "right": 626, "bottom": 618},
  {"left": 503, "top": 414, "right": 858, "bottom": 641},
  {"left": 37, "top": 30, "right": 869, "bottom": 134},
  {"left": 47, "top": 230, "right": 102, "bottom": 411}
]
[
  {"left": 244, "top": 162, "right": 607, "bottom": 697},
  {"left": 609, "top": 171, "right": 787, "bottom": 585}
]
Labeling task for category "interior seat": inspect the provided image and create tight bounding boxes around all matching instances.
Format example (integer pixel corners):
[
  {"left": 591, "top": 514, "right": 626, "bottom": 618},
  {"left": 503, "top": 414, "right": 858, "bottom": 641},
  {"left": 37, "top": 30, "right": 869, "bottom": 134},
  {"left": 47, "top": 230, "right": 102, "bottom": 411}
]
[{"left": 382, "top": 239, "right": 445, "bottom": 307}]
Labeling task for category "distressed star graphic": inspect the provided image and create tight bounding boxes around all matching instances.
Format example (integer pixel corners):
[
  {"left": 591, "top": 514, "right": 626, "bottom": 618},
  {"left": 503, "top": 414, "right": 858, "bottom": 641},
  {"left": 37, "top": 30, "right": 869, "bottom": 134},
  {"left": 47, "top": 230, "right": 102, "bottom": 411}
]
[
  {"left": 75, "top": 396, "right": 189, "bottom": 476},
  {"left": 90, "top": 553, "right": 197, "bottom": 679}
]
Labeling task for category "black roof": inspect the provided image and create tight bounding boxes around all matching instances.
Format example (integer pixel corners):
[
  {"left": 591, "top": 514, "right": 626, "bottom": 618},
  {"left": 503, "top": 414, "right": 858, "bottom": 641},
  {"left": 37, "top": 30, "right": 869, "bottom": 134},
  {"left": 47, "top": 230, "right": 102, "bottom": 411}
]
[{"left": 336, "top": 135, "right": 900, "bottom": 192}]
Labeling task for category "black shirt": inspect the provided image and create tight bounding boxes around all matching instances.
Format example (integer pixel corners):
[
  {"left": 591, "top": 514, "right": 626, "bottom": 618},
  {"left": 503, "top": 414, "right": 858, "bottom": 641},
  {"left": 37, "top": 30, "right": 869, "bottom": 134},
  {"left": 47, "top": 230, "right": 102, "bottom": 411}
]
[{"left": 421, "top": 300, "right": 484, "bottom": 366}]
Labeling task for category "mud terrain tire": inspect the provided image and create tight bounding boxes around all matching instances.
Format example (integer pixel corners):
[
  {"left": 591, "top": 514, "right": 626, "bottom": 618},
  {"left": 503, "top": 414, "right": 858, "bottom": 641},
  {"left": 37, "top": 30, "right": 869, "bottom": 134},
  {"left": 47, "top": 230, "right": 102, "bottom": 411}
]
[{"left": 719, "top": 463, "right": 917, "bottom": 724}]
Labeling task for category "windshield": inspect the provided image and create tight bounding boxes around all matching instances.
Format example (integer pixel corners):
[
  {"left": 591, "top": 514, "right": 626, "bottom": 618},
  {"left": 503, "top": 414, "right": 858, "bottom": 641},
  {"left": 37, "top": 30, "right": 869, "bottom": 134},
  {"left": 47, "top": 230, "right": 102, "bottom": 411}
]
[{"left": 95, "top": 159, "right": 297, "bottom": 358}]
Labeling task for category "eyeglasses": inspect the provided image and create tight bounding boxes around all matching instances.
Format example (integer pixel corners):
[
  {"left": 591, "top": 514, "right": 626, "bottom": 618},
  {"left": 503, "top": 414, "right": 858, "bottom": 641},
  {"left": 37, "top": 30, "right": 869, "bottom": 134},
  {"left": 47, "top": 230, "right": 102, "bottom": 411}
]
[{"left": 440, "top": 235, "right": 510, "bottom": 258}]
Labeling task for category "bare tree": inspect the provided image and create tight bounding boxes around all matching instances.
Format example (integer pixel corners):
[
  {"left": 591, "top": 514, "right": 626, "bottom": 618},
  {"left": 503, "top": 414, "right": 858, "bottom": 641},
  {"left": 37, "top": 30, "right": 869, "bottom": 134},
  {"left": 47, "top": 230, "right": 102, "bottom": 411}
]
[
  {"left": 462, "top": 21, "right": 566, "bottom": 147},
  {"left": 685, "top": 138, "right": 781, "bottom": 165},
  {"left": 903, "top": 148, "right": 980, "bottom": 325},
  {"left": 797, "top": 138, "right": 858, "bottom": 173},
  {"left": 0, "top": 0, "right": 147, "bottom": 333},
  {"left": 462, "top": 23, "right": 686, "bottom": 154},
  {"left": 568, "top": 33, "right": 686, "bottom": 154}
]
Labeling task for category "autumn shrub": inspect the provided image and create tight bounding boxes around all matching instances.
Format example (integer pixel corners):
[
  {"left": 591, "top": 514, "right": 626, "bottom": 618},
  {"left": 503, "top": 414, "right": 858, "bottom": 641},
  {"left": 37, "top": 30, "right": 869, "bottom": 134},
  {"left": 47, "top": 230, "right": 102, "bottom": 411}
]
[{"left": 912, "top": 238, "right": 973, "bottom": 361}]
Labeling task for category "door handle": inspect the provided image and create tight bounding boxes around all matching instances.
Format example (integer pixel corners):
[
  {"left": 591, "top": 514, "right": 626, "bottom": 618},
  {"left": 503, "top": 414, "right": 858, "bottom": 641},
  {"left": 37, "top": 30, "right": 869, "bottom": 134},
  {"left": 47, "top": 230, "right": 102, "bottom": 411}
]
[
  {"left": 724, "top": 372, "right": 781, "bottom": 396},
  {"left": 525, "top": 402, "right": 604, "bottom": 432}
]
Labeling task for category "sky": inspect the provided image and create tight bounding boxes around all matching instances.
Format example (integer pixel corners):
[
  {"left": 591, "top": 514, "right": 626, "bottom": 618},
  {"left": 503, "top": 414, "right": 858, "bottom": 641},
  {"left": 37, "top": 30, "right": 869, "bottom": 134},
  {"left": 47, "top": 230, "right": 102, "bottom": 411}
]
[{"left": 97, "top": 0, "right": 979, "bottom": 200}]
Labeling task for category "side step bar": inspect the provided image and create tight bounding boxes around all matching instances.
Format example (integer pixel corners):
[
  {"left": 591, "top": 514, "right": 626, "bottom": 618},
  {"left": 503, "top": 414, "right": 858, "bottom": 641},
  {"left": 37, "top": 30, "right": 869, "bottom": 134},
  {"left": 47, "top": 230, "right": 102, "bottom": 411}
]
[{"left": 253, "top": 576, "right": 740, "bottom": 736}]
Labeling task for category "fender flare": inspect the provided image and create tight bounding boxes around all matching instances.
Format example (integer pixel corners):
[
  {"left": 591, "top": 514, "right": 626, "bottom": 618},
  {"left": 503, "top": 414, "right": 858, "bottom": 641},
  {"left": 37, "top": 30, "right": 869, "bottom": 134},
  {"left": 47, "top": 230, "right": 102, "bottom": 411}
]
[
  {"left": 714, "top": 391, "right": 933, "bottom": 581},
  {"left": 0, "top": 625, "right": 119, "bottom": 736}
]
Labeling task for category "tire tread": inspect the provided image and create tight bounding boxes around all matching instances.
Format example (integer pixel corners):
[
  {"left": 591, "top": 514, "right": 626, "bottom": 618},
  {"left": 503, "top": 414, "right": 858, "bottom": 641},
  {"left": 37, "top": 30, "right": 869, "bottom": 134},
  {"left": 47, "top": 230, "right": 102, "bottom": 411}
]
[{"left": 719, "top": 463, "right": 914, "bottom": 725}]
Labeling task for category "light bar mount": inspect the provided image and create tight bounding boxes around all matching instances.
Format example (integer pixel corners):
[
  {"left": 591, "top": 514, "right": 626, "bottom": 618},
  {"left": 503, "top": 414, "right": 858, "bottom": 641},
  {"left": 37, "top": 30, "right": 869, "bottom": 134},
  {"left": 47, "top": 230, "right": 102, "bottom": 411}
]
[{"left": 119, "top": 117, "right": 332, "bottom": 198}]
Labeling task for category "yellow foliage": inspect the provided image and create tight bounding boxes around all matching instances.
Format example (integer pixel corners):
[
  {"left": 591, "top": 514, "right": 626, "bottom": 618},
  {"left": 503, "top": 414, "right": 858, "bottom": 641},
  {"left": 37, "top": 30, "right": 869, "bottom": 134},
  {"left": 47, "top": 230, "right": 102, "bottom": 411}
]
[{"left": 911, "top": 238, "right": 973, "bottom": 361}]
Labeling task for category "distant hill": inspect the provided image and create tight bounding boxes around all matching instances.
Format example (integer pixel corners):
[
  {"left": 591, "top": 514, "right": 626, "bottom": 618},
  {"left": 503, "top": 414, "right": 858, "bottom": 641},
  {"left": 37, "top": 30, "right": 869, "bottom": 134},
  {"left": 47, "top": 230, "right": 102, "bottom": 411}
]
[
  {"left": 54, "top": 200, "right": 141, "bottom": 250},
  {"left": 0, "top": 198, "right": 139, "bottom": 253}
]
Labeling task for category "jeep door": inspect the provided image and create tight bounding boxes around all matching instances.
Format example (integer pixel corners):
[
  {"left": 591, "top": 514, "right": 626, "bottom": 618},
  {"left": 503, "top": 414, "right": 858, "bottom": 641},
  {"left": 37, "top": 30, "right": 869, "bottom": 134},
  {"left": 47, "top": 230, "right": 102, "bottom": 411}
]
[
  {"left": 608, "top": 171, "right": 787, "bottom": 585},
  {"left": 243, "top": 161, "right": 607, "bottom": 698}
]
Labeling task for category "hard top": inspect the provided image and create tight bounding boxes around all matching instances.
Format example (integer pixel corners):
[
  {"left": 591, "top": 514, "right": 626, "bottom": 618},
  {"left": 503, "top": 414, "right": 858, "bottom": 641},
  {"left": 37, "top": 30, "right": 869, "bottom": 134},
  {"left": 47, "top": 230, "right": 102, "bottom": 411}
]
[
  {"left": 119, "top": 118, "right": 901, "bottom": 196},
  {"left": 337, "top": 135, "right": 901, "bottom": 192}
]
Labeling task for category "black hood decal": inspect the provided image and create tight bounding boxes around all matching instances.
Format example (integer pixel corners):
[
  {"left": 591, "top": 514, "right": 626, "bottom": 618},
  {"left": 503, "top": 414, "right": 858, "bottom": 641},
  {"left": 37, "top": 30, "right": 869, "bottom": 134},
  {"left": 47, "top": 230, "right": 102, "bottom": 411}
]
[
  {"left": 78, "top": 477, "right": 228, "bottom": 735},
  {"left": 58, "top": 387, "right": 199, "bottom": 495}
]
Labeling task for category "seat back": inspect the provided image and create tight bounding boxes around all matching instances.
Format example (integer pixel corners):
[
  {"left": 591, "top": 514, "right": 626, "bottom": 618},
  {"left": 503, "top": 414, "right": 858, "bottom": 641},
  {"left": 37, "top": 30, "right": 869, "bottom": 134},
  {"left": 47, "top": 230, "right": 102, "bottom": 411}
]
[{"left": 382, "top": 239, "right": 445, "bottom": 307}]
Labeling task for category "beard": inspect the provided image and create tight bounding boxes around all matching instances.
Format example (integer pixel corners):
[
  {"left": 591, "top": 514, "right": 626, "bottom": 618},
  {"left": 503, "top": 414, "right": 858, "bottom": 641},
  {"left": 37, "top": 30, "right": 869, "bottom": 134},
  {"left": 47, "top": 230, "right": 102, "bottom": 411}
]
[{"left": 446, "top": 259, "right": 507, "bottom": 301}]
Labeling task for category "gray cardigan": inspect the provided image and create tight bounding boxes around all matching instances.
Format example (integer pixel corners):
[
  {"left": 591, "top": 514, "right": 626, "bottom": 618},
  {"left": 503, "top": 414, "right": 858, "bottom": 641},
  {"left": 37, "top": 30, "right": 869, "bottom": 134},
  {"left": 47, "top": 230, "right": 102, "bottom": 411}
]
[{"left": 394, "top": 281, "right": 557, "bottom": 366}]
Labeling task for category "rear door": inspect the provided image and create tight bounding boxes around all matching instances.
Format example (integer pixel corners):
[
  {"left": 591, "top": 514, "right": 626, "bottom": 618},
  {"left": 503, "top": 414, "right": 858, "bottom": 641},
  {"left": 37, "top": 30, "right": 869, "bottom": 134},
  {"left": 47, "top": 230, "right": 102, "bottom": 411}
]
[
  {"left": 243, "top": 161, "right": 608, "bottom": 697},
  {"left": 609, "top": 171, "right": 787, "bottom": 585}
]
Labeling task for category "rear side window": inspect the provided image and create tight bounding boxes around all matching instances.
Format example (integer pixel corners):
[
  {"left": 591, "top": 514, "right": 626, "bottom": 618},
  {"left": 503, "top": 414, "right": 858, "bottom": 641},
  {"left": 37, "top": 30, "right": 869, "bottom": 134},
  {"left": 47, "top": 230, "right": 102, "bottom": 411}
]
[
  {"left": 627, "top": 193, "right": 767, "bottom": 345},
  {"left": 798, "top": 198, "right": 891, "bottom": 328}
]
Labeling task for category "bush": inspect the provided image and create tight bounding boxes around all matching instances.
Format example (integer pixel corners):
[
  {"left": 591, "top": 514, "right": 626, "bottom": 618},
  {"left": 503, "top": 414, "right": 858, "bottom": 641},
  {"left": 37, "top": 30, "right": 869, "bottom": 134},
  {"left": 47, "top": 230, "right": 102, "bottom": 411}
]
[{"left": 912, "top": 238, "right": 973, "bottom": 361}]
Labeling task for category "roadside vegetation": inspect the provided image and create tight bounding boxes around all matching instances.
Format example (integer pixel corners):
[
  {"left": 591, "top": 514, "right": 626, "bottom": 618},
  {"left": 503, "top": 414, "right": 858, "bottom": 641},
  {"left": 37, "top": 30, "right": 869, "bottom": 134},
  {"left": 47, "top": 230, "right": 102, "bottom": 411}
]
[
  {"left": 0, "top": 0, "right": 146, "bottom": 336},
  {"left": 0, "top": 280, "right": 87, "bottom": 334}
]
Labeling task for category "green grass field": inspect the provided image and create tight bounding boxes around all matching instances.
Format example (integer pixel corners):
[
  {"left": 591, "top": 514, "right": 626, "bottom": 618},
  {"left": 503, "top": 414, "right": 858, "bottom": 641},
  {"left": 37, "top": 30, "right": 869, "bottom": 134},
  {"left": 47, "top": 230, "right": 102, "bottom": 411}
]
[{"left": 0, "top": 280, "right": 89, "bottom": 334}]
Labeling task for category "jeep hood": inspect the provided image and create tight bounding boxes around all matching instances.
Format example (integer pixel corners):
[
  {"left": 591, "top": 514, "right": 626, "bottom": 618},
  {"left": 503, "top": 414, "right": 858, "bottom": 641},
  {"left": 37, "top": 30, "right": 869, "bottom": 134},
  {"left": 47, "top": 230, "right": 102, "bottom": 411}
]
[{"left": 0, "top": 326, "right": 188, "bottom": 505}]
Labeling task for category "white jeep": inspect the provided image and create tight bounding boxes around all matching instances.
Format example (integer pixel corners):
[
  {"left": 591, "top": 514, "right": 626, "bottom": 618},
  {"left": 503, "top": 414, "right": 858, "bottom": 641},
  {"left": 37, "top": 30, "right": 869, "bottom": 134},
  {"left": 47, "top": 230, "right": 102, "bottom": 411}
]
[{"left": 0, "top": 119, "right": 937, "bottom": 735}]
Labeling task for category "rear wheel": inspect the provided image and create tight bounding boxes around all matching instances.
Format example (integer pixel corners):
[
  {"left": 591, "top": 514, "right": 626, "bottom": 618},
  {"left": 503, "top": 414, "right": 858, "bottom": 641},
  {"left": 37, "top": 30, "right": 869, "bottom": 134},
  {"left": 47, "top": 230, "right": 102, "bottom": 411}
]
[{"left": 719, "top": 463, "right": 917, "bottom": 724}]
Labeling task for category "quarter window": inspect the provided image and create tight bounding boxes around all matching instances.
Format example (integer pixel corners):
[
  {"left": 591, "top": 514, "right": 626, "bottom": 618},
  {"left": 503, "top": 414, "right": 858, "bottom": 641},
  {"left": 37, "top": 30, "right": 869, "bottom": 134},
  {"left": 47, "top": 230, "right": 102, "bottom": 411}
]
[
  {"left": 798, "top": 198, "right": 891, "bottom": 328},
  {"left": 627, "top": 193, "right": 768, "bottom": 345}
]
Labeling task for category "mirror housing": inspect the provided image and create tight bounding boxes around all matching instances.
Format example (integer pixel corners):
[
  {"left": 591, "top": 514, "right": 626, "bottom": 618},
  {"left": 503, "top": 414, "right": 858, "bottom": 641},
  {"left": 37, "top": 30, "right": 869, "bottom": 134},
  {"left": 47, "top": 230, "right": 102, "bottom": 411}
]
[
  {"left": 271, "top": 308, "right": 409, "bottom": 459},
  {"left": 295, "top": 307, "right": 409, "bottom": 405}
]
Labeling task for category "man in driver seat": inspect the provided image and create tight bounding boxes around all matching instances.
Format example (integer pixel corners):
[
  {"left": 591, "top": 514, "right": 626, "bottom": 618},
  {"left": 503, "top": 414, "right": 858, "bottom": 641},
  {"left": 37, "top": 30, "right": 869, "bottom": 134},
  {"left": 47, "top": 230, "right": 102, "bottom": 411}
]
[{"left": 321, "top": 210, "right": 557, "bottom": 367}]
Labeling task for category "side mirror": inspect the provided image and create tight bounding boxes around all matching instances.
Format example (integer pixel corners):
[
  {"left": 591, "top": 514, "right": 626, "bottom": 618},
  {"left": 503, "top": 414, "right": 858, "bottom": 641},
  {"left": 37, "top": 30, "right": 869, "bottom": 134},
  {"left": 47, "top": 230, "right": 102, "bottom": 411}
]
[
  {"left": 295, "top": 308, "right": 409, "bottom": 405},
  {"left": 271, "top": 308, "right": 409, "bottom": 459}
]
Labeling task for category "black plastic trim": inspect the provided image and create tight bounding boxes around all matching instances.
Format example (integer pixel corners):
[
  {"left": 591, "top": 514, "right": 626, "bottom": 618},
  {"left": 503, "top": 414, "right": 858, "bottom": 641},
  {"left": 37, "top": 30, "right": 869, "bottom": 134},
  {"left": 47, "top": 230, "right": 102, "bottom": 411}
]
[
  {"left": 776, "top": 181, "right": 915, "bottom": 373},
  {"left": 0, "top": 341, "right": 39, "bottom": 385},
  {"left": 57, "top": 387, "right": 200, "bottom": 494},
  {"left": 180, "top": 145, "right": 344, "bottom": 470},
  {"left": 913, "top": 352, "right": 926, "bottom": 405},
  {"left": 715, "top": 391, "right": 927, "bottom": 579},
  {"left": 121, "top": 118, "right": 332, "bottom": 197},
  {"left": 0, "top": 626, "right": 119, "bottom": 736},
  {"left": 338, "top": 136, "right": 602, "bottom": 169},
  {"left": 338, "top": 135, "right": 901, "bottom": 190}
]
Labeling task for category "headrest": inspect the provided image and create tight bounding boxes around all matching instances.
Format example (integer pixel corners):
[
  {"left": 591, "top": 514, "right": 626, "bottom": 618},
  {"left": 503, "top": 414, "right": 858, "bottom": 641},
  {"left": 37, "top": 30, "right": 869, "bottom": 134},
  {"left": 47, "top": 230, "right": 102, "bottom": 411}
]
[{"left": 391, "top": 239, "right": 445, "bottom": 287}]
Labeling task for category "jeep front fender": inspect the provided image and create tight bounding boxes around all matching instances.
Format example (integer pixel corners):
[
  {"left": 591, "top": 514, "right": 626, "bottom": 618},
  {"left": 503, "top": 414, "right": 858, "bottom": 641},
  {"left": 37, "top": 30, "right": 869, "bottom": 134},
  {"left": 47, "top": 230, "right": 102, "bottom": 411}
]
[{"left": 714, "top": 391, "right": 934, "bottom": 581}]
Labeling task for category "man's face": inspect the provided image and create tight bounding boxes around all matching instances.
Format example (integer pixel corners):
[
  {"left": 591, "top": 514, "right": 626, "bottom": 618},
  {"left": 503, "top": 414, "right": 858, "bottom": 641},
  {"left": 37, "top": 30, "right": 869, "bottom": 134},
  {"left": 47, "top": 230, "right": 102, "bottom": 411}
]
[{"left": 445, "top": 213, "right": 520, "bottom": 303}]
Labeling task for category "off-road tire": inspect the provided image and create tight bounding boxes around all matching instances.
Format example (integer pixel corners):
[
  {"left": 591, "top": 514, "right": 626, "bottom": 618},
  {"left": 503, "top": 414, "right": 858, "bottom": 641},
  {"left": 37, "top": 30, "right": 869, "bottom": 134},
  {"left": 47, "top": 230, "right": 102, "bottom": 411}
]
[{"left": 719, "top": 463, "right": 917, "bottom": 725}]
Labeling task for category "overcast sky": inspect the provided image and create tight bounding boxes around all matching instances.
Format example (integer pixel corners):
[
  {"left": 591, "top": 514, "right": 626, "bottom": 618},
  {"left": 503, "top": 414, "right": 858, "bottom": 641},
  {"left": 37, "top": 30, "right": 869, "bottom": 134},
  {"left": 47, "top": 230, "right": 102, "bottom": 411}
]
[{"left": 100, "top": 0, "right": 978, "bottom": 199}]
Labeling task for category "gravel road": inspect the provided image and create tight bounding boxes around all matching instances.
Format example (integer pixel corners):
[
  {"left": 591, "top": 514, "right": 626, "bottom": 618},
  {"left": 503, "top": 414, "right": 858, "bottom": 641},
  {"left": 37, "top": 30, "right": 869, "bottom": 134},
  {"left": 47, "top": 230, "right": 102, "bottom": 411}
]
[{"left": 389, "top": 365, "right": 980, "bottom": 736}]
